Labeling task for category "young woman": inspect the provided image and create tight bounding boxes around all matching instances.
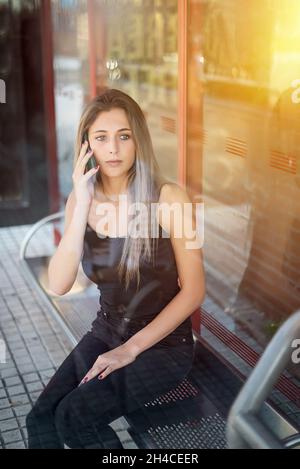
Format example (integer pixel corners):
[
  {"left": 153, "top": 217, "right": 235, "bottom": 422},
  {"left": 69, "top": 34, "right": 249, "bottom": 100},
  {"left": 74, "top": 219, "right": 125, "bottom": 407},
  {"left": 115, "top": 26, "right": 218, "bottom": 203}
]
[{"left": 26, "top": 88, "right": 205, "bottom": 449}]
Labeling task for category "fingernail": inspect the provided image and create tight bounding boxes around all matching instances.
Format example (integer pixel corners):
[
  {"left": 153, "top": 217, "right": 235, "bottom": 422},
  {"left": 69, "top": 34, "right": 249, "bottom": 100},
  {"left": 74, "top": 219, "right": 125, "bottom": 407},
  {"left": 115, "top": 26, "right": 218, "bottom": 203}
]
[{"left": 98, "top": 375, "right": 103, "bottom": 380}]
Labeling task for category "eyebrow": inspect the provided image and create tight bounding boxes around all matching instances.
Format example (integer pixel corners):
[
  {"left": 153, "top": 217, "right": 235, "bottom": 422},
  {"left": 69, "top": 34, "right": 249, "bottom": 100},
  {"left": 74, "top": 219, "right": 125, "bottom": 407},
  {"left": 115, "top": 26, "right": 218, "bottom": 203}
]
[{"left": 93, "top": 128, "right": 131, "bottom": 133}]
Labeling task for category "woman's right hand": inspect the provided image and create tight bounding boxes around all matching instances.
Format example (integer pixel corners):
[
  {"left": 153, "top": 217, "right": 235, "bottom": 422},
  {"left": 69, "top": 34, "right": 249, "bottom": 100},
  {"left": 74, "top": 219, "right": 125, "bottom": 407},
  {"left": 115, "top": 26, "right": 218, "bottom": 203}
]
[{"left": 72, "top": 140, "right": 99, "bottom": 207}]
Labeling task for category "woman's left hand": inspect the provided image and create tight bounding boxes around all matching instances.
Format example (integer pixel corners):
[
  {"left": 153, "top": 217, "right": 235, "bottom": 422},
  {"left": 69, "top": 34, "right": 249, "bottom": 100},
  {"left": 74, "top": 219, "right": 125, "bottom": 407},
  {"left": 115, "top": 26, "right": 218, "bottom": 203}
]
[{"left": 78, "top": 343, "right": 138, "bottom": 385}]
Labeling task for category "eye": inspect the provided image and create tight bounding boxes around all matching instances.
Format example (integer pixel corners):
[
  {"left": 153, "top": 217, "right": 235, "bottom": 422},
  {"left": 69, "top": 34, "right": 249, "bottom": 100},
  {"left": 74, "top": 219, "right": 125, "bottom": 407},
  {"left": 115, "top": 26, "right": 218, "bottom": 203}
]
[{"left": 95, "top": 134, "right": 131, "bottom": 141}]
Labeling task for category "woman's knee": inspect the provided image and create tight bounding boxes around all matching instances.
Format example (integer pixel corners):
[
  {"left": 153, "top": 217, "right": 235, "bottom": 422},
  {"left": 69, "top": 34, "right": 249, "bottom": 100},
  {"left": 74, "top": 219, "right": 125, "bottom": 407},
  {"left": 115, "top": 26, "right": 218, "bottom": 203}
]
[
  {"left": 54, "top": 388, "right": 95, "bottom": 430},
  {"left": 25, "top": 399, "right": 47, "bottom": 427},
  {"left": 25, "top": 402, "right": 50, "bottom": 442},
  {"left": 53, "top": 392, "right": 122, "bottom": 449},
  {"left": 54, "top": 393, "right": 89, "bottom": 448},
  {"left": 54, "top": 393, "right": 78, "bottom": 440},
  {"left": 54, "top": 394, "right": 70, "bottom": 425}
]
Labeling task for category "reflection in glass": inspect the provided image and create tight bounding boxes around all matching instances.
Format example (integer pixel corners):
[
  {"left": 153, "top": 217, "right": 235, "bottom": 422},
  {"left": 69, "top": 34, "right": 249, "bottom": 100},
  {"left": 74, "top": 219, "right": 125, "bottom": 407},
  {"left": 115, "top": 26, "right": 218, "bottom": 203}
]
[
  {"left": 188, "top": 0, "right": 300, "bottom": 423},
  {"left": 52, "top": 0, "right": 178, "bottom": 202}
]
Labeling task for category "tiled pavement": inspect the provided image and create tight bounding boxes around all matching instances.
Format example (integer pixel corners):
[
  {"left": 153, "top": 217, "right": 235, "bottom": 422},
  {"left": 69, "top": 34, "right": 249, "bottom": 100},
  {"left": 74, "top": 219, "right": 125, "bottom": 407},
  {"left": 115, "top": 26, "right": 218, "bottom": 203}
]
[{"left": 0, "top": 224, "right": 137, "bottom": 449}]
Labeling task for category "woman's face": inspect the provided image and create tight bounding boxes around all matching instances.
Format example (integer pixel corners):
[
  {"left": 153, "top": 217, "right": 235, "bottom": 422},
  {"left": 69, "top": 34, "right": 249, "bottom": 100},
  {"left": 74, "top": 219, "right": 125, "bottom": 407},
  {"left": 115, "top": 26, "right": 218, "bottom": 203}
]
[{"left": 87, "top": 107, "right": 136, "bottom": 179}]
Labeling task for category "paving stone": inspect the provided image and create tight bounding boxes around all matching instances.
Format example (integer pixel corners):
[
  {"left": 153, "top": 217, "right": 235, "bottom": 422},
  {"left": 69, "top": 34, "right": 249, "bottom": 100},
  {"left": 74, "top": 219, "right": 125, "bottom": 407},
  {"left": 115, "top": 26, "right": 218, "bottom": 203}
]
[
  {"left": 39, "top": 369, "right": 55, "bottom": 380},
  {"left": 123, "top": 441, "right": 139, "bottom": 449},
  {"left": 28, "top": 391, "right": 42, "bottom": 401},
  {"left": 17, "top": 415, "right": 27, "bottom": 428},
  {"left": 0, "top": 418, "right": 19, "bottom": 432},
  {"left": 0, "top": 397, "right": 11, "bottom": 409},
  {"left": 25, "top": 381, "right": 44, "bottom": 393},
  {"left": 3, "top": 376, "right": 22, "bottom": 387},
  {"left": 13, "top": 349, "right": 28, "bottom": 358},
  {"left": 0, "top": 407, "right": 14, "bottom": 419},
  {"left": 5, "top": 340, "right": 24, "bottom": 351},
  {"left": 2, "top": 429, "right": 22, "bottom": 444},
  {"left": 13, "top": 404, "right": 32, "bottom": 417},
  {"left": 116, "top": 430, "right": 132, "bottom": 442},
  {"left": 5, "top": 440, "right": 26, "bottom": 449},
  {"left": 7, "top": 384, "right": 26, "bottom": 397},
  {"left": 23, "top": 372, "right": 39, "bottom": 384},
  {"left": 5, "top": 334, "right": 21, "bottom": 342},
  {"left": 0, "top": 360, "right": 15, "bottom": 370},
  {"left": 10, "top": 394, "right": 30, "bottom": 407},
  {"left": 14, "top": 356, "right": 33, "bottom": 366},
  {"left": 0, "top": 368, "right": 19, "bottom": 378},
  {"left": 17, "top": 364, "right": 37, "bottom": 374}
]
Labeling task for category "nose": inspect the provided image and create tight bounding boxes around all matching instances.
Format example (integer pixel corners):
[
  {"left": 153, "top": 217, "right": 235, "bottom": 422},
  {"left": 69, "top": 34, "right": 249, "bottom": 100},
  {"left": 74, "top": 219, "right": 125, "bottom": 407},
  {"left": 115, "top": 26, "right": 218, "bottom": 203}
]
[{"left": 108, "top": 137, "right": 119, "bottom": 155}]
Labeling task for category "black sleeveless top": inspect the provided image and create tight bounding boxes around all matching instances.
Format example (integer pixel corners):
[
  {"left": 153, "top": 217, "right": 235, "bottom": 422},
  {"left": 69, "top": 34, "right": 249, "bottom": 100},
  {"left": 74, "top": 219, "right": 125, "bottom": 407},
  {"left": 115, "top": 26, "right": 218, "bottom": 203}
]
[{"left": 82, "top": 222, "right": 194, "bottom": 348}]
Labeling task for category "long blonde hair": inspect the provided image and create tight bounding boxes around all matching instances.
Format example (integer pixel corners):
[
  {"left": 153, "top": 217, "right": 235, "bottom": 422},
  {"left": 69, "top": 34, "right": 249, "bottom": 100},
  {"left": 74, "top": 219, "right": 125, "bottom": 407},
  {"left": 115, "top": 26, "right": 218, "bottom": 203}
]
[{"left": 74, "top": 88, "right": 168, "bottom": 291}]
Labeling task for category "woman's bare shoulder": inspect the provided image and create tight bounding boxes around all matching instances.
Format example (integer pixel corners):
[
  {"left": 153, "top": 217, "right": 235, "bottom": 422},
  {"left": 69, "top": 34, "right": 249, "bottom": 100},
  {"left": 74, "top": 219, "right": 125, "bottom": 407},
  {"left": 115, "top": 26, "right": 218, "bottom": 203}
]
[
  {"left": 157, "top": 183, "right": 191, "bottom": 236},
  {"left": 158, "top": 182, "right": 190, "bottom": 204}
]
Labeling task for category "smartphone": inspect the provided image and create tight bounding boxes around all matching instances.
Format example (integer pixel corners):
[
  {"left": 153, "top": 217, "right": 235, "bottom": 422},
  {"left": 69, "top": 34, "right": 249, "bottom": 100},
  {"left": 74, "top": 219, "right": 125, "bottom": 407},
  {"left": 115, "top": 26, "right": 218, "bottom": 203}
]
[{"left": 82, "top": 132, "right": 98, "bottom": 173}]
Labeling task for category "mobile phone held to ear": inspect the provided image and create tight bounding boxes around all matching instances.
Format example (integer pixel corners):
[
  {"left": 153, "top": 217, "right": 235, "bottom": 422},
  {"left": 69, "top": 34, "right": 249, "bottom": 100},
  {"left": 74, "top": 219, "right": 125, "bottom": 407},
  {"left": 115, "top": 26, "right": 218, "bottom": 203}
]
[{"left": 82, "top": 132, "right": 98, "bottom": 174}]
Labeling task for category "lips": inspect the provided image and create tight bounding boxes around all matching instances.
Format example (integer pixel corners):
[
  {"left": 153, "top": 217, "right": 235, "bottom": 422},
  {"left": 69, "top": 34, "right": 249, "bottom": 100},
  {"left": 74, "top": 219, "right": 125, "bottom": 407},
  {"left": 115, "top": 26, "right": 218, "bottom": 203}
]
[{"left": 106, "top": 160, "right": 122, "bottom": 166}]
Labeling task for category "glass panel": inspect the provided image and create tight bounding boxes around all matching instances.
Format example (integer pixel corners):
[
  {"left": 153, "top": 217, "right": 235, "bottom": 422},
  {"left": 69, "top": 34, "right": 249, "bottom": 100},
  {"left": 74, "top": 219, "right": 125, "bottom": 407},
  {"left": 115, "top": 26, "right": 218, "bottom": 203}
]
[
  {"left": 52, "top": 0, "right": 178, "bottom": 200},
  {"left": 188, "top": 0, "right": 300, "bottom": 424},
  {"left": 0, "top": 0, "right": 30, "bottom": 209},
  {"left": 51, "top": 0, "right": 91, "bottom": 200},
  {"left": 92, "top": 0, "right": 179, "bottom": 181}
]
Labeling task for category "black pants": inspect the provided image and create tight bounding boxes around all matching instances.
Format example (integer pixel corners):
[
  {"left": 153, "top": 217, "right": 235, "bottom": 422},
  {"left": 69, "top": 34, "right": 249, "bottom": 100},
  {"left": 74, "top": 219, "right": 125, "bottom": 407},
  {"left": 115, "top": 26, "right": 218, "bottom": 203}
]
[{"left": 25, "top": 329, "right": 194, "bottom": 449}]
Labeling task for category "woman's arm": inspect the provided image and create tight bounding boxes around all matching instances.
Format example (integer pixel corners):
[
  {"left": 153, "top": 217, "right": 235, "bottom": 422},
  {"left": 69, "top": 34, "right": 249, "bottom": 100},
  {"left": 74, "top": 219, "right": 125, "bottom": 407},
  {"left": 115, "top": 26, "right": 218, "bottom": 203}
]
[
  {"left": 123, "top": 183, "right": 206, "bottom": 356},
  {"left": 48, "top": 190, "right": 90, "bottom": 295},
  {"left": 48, "top": 139, "right": 99, "bottom": 295}
]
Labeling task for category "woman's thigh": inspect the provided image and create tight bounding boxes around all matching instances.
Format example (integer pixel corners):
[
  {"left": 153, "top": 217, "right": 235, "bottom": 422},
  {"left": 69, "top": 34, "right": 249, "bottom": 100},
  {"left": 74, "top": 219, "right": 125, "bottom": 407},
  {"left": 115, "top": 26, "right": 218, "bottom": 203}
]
[
  {"left": 31, "top": 331, "right": 110, "bottom": 413},
  {"left": 121, "top": 342, "right": 195, "bottom": 409},
  {"left": 26, "top": 332, "right": 113, "bottom": 448},
  {"left": 54, "top": 342, "right": 194, "bottom": 431}
]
